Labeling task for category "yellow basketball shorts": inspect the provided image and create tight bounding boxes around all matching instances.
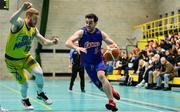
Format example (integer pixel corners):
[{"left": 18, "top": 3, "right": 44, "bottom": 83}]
[{"left": 5, "top": 55, "right": 40, "bottom": 84}]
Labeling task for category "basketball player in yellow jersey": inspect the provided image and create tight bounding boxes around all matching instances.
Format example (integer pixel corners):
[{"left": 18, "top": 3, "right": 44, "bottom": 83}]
[{"left": 5, "top": 2, "right": 59, "bottom": 110}]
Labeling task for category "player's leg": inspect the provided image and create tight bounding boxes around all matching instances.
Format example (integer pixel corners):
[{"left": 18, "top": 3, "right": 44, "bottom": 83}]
[
  {"left": 14, "top": 71, "right": 34, "bottom": 110},
  {"left": 85, "top": 64, "right": 118, "bottom": 111},
  {"left": 79, "top": 66, "right": 85, "bottom": 92},
  {"left": 5, "top": 59, "right": 34, "bottom": 110},
  {"left": 25, "top": 56, "right": 52, "bottom": 105},
  {"left": 97, "top": 70, "right": 118, "bottom": 111},
  {"left": 85, "top": 64, "right": 119, "bottom": 99},
  {"left": 97, "top": 70, "right": 113, "bottom": 99},
  {"left": 84, "top": 64, "right": 102, "bottom": 89},
  {"left": 97, "top": 63, "right": 120, "bottom": 100},
  {"left": 69, "top": 65, "right": 78, "bottom": 91}
]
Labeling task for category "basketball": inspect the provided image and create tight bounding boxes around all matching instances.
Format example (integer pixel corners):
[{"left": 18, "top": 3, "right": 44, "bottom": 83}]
[{"left": 103, "top": 45, "right": 120, "bottom": 61}]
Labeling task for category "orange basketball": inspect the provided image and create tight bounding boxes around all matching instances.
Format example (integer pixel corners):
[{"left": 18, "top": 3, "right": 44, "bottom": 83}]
[{"left": 103, "top": 45, "right": 120, "bottom": 61}]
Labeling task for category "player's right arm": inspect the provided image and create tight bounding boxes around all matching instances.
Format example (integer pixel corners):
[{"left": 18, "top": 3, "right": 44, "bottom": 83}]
[
  {"left": 65, "top": 30, "right": 87, "bottom": 54},
  {"left": 10, "top": 2, "right": 32, "bottom": 32}
]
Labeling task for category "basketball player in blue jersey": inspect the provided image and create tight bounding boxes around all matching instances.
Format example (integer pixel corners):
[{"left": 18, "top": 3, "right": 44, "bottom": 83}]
[{"left": 66, "top": 13, "right": 120, "bottom": 111}]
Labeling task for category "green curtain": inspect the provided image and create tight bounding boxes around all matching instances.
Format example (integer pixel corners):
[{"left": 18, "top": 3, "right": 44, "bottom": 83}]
[{"left": 35, "top": 0, "right": 49, "bottom": 66}]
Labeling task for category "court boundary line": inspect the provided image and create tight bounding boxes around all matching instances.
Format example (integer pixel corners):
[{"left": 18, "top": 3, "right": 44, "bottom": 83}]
[
  {"left": 1, "top": 81, "right": 179, "bottom": 111},
  {"left": 0, "top": 83, "right": 52, "bottom": 110},
  {"left": 78, "top": 90, "right": 179, "bottom": 112},
  {"left": 71, "top": 90, "right": 163, "bottom": 112}
]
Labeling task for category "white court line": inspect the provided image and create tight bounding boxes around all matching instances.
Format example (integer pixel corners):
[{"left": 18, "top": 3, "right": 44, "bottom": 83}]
[
  {"left": 71, "top": 90, "right": 163, "bottom": 112},
  {"left": 85, "top": 90, "right": 180, "bottom": 111},
  {"left": 0, "top": 83, "right": 52, "bottom": 110}
]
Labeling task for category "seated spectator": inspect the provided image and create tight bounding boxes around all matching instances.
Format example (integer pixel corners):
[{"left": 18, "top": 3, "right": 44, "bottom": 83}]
[
  {"left": 172, "top": 40, "right": 180, "bottom": 54},
  {"left": 135, "top": 53, "right": 155, "bottom": 88},
  {"left": 156, "top": 46, "right": 165, "bottom": 57},
  {"left": 115, "top": 51, "right": 129, "bottom": 75},
  {"left": 175, "top": 49, "right": 180, "bottom": 76},
  {"left": 153, "top": 57, "right": 178, "bottom": 91},
  {"left": 122, "top": 51, "right": 139, "bottom": 85},
  {"left": 164, "top": 49, "right": 175, "bottom": 65},
  {"left": 138, "top": 49, "right": 148, "bottom": 61},
  {"left": 136, "top": 59, "right": 147, "bottom": 83},
  {"left": 159, "top": 39, "right": 172, "bottom": 50},
  {"left": 127, "top": 51, "right": 139, "bottom": 73},
  {"left": 105, "top": 61, "right": 114, "bottom": 75},
  {"left": 151, "top": 41, "right": 159, "bottom": 54},
  {"left": 147, "top": 54, "right": 161, "bottom": 89}
]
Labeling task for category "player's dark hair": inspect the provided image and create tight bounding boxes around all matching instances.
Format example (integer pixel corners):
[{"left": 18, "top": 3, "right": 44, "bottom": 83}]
[{"left": 85, "top": 13, "right": 98, "bottom": 23}]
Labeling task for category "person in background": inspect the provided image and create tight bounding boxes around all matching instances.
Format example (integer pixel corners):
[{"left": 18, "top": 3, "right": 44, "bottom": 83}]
[
  {"left": 136, "top": 59, "right": 146, "bottom": 83},
  {"left": 68, "top": 41, "right": 85, "bottom": 92},
  {"left": 154, "top": 57, "right": 178, "bottom": 91},
  {"left": 135, "top": 53, "right": 155, "bottom": 88},
  {"left": 175, "top": 49, "right": 180, "bottom": 76}
]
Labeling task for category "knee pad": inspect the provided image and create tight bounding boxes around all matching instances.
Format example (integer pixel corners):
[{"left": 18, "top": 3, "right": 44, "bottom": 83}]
[
  {"left": 31, "top": 67, "right": 44, "bottom": 85},
  {"left": 31, "top": 66, "right": 43, "bottom": 75}
]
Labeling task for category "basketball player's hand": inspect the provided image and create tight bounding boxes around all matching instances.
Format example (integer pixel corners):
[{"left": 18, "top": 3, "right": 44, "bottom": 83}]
[
  {"left": 52, "top": 37, "right": 59, "bottom": 45},
  {"left": 21, "top": 2, "right": 32, "bottom": 11},
  {"left": 107, "top": 43, "right": 119, "bottom": 50},
  {"left": 76, "top": 47, "right": 87, "bottom": 54},
  {"left": 112, "top": 43, "right": 119, "bottom": 48}
]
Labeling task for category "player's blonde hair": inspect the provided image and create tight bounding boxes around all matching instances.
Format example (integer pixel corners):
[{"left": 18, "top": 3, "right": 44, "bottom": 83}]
[{"left": 26, "top": 8, "right": 39, "bottom": 17}]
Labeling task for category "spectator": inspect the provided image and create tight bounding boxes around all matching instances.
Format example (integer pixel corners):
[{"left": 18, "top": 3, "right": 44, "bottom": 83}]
[
  {"left": 136, "top": 59, "right": 146, "bottom": 83},
  {"left": 121, "top": 51, "right": 139, "bottom": 85},
  {"left": 135, "top": 53, "right": 155, "bottom": 88},
  {"left": 138, "top": 50, "right": 148, "bottom": 61},
  {"left": 105, "top": 61, "right": 114, "bottom": 75},
  {"left": 156, "top": 46, "right": 165, "bottom": 57},
  {"left": 154, "top": 57, "right": 178, "bottom": 91},
  {"left": 151, "top": 41, "right": 159, "bottom": 54},
  {"left": 175, "top": 49, "right": 180, "bottom": 76},
  {"left": 115, "top": 52, "right": 129, "bottom": 75},
  {"left": 147, "top": 54, "right": 161, "bottom": 89},
  {"left": 159, "top": 40, "right": 172, "bottom": 50},
  {"left": 164, "top": 50, "right": 175, "bottom": 65}
]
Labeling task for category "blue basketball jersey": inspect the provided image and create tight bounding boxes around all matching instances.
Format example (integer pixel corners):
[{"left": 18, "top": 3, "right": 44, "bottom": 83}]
[{"left": 79, "top": 27, "right": 103, "bottom": 65}]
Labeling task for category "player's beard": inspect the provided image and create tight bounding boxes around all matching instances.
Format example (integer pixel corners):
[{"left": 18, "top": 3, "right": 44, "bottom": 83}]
[{"left": 87, "top": 27, "right": 95, "bottom": 33}]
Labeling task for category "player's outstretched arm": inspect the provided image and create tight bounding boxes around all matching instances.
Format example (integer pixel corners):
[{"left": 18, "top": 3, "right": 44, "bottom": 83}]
[
  {"left": 65, "top": 30, "right": 87, "bottom": 54},
  {"left": 65, "top": 30, "right": 82, "bottom": 48},
  {"left": 10, "top": 2, "right": 32, "bottom": 26},
  {"left": 35, "top": 28, "right": 59, "bottom": 46}
]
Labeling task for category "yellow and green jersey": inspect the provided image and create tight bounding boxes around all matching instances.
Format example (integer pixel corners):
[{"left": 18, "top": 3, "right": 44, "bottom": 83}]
[{"left": 5, "top": 21, "right": 36, "bottom": 59}]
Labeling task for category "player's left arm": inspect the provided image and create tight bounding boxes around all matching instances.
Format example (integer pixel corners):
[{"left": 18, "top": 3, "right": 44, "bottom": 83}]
[
  {"left": 101, "top": 31, "right": 118, "bottom": 48},
  {"left": 35, "top": 28, "right": 59, "bottom": 46}
]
